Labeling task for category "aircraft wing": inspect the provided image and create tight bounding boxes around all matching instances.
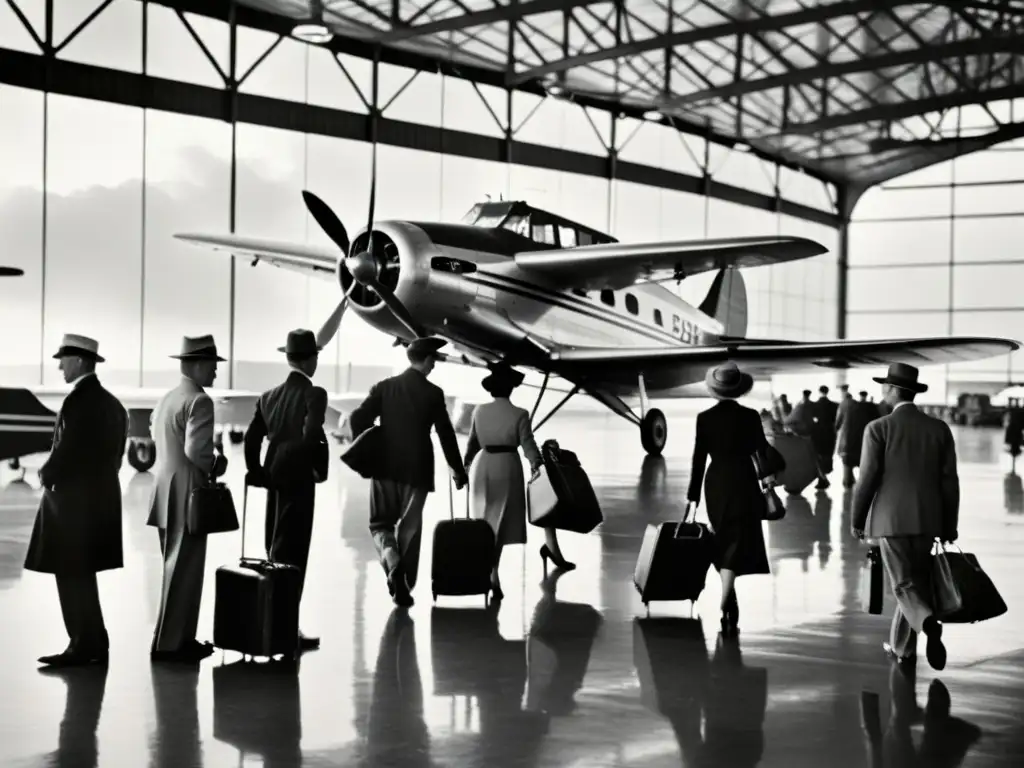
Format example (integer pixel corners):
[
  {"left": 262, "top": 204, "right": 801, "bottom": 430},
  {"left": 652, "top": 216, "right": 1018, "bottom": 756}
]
[
  {"left": 513, "top": 236, "right": 827, "bottom": 290},
  {"left": 550, "top": 337, "right": 1019, "bottom": 386},
  {"left": 175, "top": 233, "right": 337, "bottom": 280}
]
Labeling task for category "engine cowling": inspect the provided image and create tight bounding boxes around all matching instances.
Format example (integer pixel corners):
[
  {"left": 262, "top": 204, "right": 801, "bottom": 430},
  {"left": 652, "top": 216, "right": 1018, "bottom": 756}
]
[{"left": 336, "top": 229, "right": 402, "bottom": 310}]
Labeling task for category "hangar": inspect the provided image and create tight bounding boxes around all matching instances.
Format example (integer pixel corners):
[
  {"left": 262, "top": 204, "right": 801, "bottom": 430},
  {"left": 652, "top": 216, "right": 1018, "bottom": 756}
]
[{"left": 1, "top": 1, "right": 1024, "bottom": 765}]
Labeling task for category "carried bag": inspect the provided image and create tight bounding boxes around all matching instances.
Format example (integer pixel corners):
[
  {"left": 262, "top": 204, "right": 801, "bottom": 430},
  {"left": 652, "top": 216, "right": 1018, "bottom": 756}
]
[
  {"left": 860, "top": 545, "right": 884, "bottom": 615},
  {"left": 931, "top": 541, "right": 964, "bottom": 617},
  {"left": 186, "top": 471, "right": 239, "bottom": 536},
  {"left": 340, "top": 424, "right": 384, "bottom": 479},
  {"left": 933, "top": 543, "right": 1008, "bottom": 624},
  {"left": 751, "top": 450, "right": 785, "bottom": 522}
]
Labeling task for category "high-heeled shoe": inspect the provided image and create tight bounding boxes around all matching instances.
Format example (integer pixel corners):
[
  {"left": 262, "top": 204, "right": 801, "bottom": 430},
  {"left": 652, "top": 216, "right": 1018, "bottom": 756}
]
[
  {"left": 720, "top": 610, "right": 739, "bottom": 636},
  {"left": 540, "top": 544, "right": 576, "bottom": 572}
]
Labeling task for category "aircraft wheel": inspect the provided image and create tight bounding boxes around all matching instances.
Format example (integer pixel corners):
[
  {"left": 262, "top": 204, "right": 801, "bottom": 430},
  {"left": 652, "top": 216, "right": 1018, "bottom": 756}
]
[
  {"left": 127, "top": 439, "right": 156, "bottom": 473},
  {"left": 8, "top": 458, "right": 20, "bottom": 471},
  {"left": 640, "top": 408, "right": 667, "bottom": 456},
  {"left": 228, "top": 429, "right": 244, "bottom": 445}
]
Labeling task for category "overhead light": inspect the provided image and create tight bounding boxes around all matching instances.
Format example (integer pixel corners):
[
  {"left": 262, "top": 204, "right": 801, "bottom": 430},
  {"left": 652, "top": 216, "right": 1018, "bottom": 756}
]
[
  {"left": 642, "top": 110, "right": 662, "bottom": 122},
  {"left": 292, "top": 22, "right": 333, "bottom": 44}
]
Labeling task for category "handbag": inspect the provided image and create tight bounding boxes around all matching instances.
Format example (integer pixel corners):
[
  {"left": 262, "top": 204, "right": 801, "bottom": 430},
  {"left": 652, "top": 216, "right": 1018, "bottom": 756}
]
[
  {"left": 186, "top": 478, "right": 240, "bottom": 535},
  {"left": 751, "top": 450, "right": 785, "bottom": 521},
  {"left": 931, "top": 541, "right": 963, "bottom": 617},
  {"left": 933, "top": 543, "right": 1007, "bottom": 624},
  {"left": 340, "top": 424, "right": 384, "bottom": 479}
]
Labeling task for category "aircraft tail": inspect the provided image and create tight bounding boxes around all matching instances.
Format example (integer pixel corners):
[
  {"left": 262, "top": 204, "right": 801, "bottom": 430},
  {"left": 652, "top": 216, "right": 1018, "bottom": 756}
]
[{"left": 699, "top": 267, "right": 748, "bottom": 338}]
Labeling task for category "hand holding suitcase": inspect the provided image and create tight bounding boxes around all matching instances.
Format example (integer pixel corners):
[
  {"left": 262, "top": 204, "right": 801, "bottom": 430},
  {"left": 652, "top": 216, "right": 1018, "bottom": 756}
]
[{"left": 431, "top": 475, "right": 496, "bottom": 604}]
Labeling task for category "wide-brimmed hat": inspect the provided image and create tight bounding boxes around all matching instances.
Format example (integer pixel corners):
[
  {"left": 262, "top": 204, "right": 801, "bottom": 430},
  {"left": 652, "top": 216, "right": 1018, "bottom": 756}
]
[
  {"left": 705, "top": 361, "right": 753, "bottom": 399},
  {"left": 169, "top": 334, "right": 227, "bottom": 361},
  {"left": 481, "top": 362, "right": 525, "bottom": 395},
  {"left": 278, "top": 329, "right": 321, "bottom": 358},
  {"left": 53, "top": 334, "right": 105, "bottom": 363},
  {"left": 873, "top": 362, "right": 928, "bottom": 393},
  {"left": 407, "top": 336, "right": 448, "bottom": 359}
]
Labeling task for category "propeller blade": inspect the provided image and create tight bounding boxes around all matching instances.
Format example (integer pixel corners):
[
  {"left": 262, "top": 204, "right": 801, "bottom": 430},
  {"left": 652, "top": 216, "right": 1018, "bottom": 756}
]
[
  {"left": 367, "top": 277, "right": 424, "bottom": 338},
  {"left": 302, "top": 190, "right": 351, "bottom": 255},
  {"left": 315, "top": 297, "right": 349, "bottom": 349},
  {"left": 0, "top": 267, "right": 24, "bottom": 277}
]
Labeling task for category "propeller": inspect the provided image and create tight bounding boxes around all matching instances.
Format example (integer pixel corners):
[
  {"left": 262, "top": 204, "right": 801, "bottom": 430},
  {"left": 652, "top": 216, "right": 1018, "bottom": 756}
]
[{"left": 0, "top": 267, "right": 23, "bottom": 277}]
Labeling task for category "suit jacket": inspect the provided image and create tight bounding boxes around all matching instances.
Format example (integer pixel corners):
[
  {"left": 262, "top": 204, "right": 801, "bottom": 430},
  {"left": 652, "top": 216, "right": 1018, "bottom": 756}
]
[
  {"left": 852, "top": 404, "right": 960, "bottom": 538},
  {"left": 834, "top": 395, "right": 854, "bottom": 431},
  {"left": 815, "top": 397, "right": 838, "bottom": 433},
  {"left": 146, "top": 377, "right": 224, "bottom": 531},
  {"left": 349, "top": 367, "right": 462, "bottom": 492},
  {"left": 24, "top": 374, "right": 128, "bottom": 575},
  {"left": 837, "top": 399, "right": 877, "bottom": 463},
  {"left": 244, "top": 370, "right": 329, "bottom": 489}
]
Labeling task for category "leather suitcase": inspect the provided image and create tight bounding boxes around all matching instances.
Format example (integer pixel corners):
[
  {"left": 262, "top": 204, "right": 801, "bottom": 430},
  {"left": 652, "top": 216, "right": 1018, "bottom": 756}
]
[
  {"left": 634, "top": 513, "right": 714, "bottom": 608},
  {"left": 213, "top": 485, "right": 302, "bottom": 659},
  {"left": 431, "top": 477, "right": 495, "bottom": 604},
  {"left": 527, "top": 440, "right": 603, "bottom": 533}
]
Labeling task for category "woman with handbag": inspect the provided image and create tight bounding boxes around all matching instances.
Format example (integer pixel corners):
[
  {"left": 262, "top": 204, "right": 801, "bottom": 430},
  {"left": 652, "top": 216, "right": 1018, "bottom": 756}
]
[
  {"left": 463, "top": 363, "right": 574, "bottom": 601},
  {"left": 687, "top": 362, "right": 784, "bottom": 636}
]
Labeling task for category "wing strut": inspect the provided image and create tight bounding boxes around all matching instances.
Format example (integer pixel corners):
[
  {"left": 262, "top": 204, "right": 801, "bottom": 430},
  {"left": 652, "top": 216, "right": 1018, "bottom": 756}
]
[{"left": 532, "top": 384, "right": 580, "bottom": 432}]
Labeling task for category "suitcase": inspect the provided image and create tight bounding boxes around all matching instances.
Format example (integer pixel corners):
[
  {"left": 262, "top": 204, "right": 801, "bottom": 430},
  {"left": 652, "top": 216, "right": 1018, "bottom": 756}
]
[
  {"left": 431, "top": 476, "right": 495, "bottom": 604},
  {"left": 527, "top": 439, "right": 603, "bottom": 533},
  {"left": 770, "top": 433, "right": 818, "bottom": 495},
  {"left": 861, "top": 544, "right": 884, "bottom": 615},
  {"left": 634, "top": 507, "right": 715, "bottom": 608},
  {"left": 213, "top": 484, "right": 302, "bottom": 659}
]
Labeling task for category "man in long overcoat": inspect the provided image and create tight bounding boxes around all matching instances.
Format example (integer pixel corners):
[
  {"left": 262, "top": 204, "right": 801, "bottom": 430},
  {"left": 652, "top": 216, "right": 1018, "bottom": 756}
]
[
  {"left": 25, "top": 334, "right": 128, "bottom": 667},
  {"left": 147, "top": 335, "right": 228, "bottom": 662},
  {"left": 836, "top": 391, "right": 877, "bottom": 487}
]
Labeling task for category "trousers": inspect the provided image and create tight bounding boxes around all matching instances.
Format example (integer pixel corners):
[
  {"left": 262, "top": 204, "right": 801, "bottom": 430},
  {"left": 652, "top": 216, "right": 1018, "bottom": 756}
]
[
  {"left": 879, "top": 535, "right": 935, "bottom": 658},
  {"left": 56, "top": 573, "right": 109, "bottom": 654},
  {"left": 152, "top": 525, "right": 207, "bottom": 653},
  {"left": 369, "top": 479, "right": 429, "bottom": 590},
  {"left": 265, "top": 483, "right": 316, "bottom": 599}
]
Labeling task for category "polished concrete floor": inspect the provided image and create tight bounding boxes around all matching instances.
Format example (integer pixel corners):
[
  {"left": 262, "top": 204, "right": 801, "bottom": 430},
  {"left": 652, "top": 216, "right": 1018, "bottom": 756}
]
[{"left": 1, "top": 404, "right": 1023, "bottom": 767}]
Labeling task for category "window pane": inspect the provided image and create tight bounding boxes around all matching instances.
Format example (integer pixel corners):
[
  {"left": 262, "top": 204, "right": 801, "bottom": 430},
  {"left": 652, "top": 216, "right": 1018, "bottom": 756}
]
[
  {"left": 847, "top": 266, "right": 950, "bottom": 311},
  {"left": 952, "top": 215, "right": 1024, "bottom": 263},
  {"left": 853, "top": 186, "right": 952, "bottom": 220},
  {"left": 955, "top": 183, "right": 1024, "bottom": 217},
  {"left": 559, "top": 225, "right": 577, "bottom": 247},
  {"left": 954, "top": 149, "right": 1024, "bottom": 184},
  {"left": 952, "top": 264, "right": 1024, "bottom": 309},
  {"left": 949, "top": 311, "right": 1024, "bottom": 375},
  {"left": 847, "top": 312, "right": 949, "bottom": 339},
  {"left": 849, "top": 219, "right": 951, "bottom": 266}
]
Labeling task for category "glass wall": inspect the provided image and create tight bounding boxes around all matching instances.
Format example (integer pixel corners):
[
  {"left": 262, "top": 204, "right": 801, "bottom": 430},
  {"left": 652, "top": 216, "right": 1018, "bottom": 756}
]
[
  {"left": 848, "top": 108, "right": 1024, "bottom": 404},
  {"left": 0, "top": 4, "right": 839, "bottom": 395}
]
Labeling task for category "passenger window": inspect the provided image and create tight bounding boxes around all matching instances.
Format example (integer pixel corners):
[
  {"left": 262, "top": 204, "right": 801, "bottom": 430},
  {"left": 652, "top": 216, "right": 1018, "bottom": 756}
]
[
  {"left": 625, "top": 293, "right": 639, "bottom": 315},
  {"left": 578, "top": 231, "right": 593, "bottom": 246},
  {"left": 600, "top": 290, "right": 615, "bottom": 307},
  {"left": 654, "top": 309, "right": 663, "bottom": 326},
  {"left": 559, "top": 226, "right": 577, "bottom": 248},
  {"left": 532, "top": 224, "right": 556, "bottom": 245}
]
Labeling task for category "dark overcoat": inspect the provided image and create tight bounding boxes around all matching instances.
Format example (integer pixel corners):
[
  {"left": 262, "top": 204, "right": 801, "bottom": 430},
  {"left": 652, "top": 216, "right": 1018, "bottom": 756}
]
[
  {"left": 836, "top": 400, "right": 880, "bottom": 467},
  {"left": 24, "top": 374, "right": 128, "bottom": 575}
]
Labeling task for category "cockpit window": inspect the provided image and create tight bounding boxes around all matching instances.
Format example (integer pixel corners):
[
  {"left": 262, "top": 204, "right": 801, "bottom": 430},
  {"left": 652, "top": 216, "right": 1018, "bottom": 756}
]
[
  {"left": 532, "top": 224, "right": 557, "bottom": 246},
  {"left": 460, "top": 204, "right": 483, "bottom": 224},
  {"left": 502, "top": 215, "right": 530, "bottom": 236},
  {"left": 461, "top": 202, "right": 515, "bottom": 227}
]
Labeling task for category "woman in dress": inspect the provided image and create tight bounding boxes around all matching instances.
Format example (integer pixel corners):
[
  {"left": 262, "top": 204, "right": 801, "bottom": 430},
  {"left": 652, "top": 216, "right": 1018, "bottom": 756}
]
[
  {"left": 464, "top": 363, "right": 575, "bottom": 600},
  {"left": 687, "top": 362, "right": 779, "bottom": 635}
]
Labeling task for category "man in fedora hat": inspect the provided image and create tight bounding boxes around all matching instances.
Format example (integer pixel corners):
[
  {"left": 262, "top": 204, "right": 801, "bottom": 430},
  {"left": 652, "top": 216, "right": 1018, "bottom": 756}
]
[
  {"left": 25, "top": 334, "right": 128, "bottom": 667},
  {"left": 148, "top": 335, "right": 229, "bottom": 662},
  {"left": 244, "top": 328, "right": 329, "bottom": 651},
  {"left": 852, "top": 362, "right": 960, "bottom": 671},
  {"left": 350, "top": 336, "right": 468, "bottom": 607}
]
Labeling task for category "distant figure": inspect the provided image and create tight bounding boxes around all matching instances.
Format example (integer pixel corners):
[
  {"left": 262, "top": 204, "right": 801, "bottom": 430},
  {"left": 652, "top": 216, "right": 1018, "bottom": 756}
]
[
  {"left": 784, "top": 390, "right": 815, "bottom": 436},
  {"left": 25, "top": 334, "right": 128, "bottom": 668},
  {"left": 463, "top": 363, "right": 573, "bottom": 601},
  {"left": 852, "top": 363, "right": 959, "bottom": 671},
  {"left": 812, "top": 385, "right": 838, "bottom": 488},
  {"left": 834, "top": 384, "right": 853, "bottom": 432},
  {"left": 148, "top": 335, "right": 228, "bottom": 662},
  {"left": 688, "top": 362, "right": 783, "bottom": 636},
  {"left": 771, "top": 394, "right": 791, "bottom": 424},
  {"left": 836, "top": 391, "right": 876, "bottom": 488},
  {"left": 1003, "top": 401, "right": 1024, "bottom": 473},
  {"left": 349, "top": 337, "right": 468, "bottom": 607},
  {"left": 244, "top": 329, "right": 329, "bottom": 651}
]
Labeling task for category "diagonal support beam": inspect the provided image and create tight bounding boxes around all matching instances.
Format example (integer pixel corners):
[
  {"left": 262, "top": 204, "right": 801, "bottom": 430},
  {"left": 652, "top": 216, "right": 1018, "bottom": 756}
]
[
  {"left": 506, "top": 0, "right": 974, "bottom": 86},
  {"left": 664, "top": 36, "right": 1024, "bottom": 109},
  {"left": 378, "top": 0, "right": 609, "bottom": 43}
]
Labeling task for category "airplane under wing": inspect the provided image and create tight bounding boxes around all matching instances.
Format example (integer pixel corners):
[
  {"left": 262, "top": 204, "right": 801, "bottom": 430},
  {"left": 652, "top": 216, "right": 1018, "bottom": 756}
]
[
  {"left": 174, "top": 234, "right": 337, "bottom": 280},
  {"left": 550, "top": 337, "right": 1020, "bottom": 388},
  {"left": 514, "top": 236, "right": 828, "bottom": 291}
]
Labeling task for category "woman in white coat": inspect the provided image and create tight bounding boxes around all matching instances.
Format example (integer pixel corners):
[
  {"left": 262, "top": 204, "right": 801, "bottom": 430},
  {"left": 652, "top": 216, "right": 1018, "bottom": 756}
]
[{"left": 463, "top": 364, "right": 575, "bottom": 600}]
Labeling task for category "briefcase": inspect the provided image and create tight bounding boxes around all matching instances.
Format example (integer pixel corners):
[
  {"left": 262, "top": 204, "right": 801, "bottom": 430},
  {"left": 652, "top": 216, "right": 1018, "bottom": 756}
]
[
  {"left": 186, "top": 480, "right": 239, "bottom": 536},
  {"left": 933, "top": 545, "right": 1007, "bottom": 624},
  {"left": 527, "top": 440, "right": 603, "bottom": 533},
  {"left": 861, "top": 545, "right": 884, "bottom": 615},
  {"left": 340, "top": 424, "right": 383, "bottom": 479}
]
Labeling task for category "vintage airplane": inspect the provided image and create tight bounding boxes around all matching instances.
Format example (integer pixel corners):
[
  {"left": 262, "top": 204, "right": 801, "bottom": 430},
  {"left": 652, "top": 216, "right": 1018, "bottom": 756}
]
[{"left": 174, "top": 187, "right": 1019, "bottom": 456}]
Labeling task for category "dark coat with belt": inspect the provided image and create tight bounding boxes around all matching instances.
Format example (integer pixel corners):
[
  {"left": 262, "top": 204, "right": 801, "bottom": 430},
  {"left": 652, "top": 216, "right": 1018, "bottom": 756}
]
[
  {"left": 244, "top": 370, "right": 329, "bottom": 489},
  {"left": 24, "top": 374, "right": 128, "bottom": 575},
  {"left": 349, "top": 367, "right": 462, "bottom": 492}
]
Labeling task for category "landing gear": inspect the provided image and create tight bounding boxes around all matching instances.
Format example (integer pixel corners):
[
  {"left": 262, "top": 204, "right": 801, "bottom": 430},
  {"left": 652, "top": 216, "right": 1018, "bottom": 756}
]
[
  {"left": 127, "top": 438, "right": 156, "bottom": 473},
  {"left": 640, "top": 409, "right": 667, "bottom": 456}
]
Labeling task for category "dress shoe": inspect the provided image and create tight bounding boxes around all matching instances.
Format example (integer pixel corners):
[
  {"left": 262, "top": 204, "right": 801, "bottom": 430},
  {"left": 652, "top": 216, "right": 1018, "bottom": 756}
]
[
  {"left": 923, "top": 617, "right": 947, "bottom": 671},
  {"left": 38, "top": 649, "right": 108, "bottom": 668},
  {"left": 299, "top": 633, "right": 320, "bottom": 651},
  {"left": 151, "top": 640, "right": 214, "bottom": 663}
]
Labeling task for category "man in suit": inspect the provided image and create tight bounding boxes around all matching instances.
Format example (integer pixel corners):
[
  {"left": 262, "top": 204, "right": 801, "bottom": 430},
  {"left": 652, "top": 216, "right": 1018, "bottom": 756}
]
[
  {"left": 25, "top": 334, "right": 128, "bottom": 667},
  {"left": 837, "top": 390, "right": 878, "bottom": 488},
  {"left": 852, "top": 363, "right": 959, "bottom": 671},
  {"left": 147, "top": 335, "right": 228, "bottom": 662},
  {"left": 349, "top": 337, "right": 468, "bottom": 607},
  {"left": 244, "top": 328, "right": 328, "bottom": 651},
  {"left": 834, "top": 384, "right": 853, "bottom": 431},
  {"left": 812, "top": 385, "right": 838, "bottom": 487}
]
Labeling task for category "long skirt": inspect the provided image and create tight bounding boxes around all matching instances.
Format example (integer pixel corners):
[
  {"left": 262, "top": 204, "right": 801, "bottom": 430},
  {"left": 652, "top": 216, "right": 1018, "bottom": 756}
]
[
  {"left": 469, "top": 452, "right": 526, "bottom": 547},
  {"left": 704, "top": 460, "right": 770, "bottom": 576}
]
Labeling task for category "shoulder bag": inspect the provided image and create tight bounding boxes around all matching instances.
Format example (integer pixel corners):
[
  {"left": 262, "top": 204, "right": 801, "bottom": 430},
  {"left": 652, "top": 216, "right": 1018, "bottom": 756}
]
[{"left": 751, "top": 450, "right": 786, "bottom": 522}]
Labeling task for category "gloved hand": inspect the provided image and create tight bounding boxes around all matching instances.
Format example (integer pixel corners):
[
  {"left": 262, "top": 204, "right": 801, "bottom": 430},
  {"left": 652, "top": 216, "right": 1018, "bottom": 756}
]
[
  {"left": 453, "top": 469, "right": 468, "bottom": 491},
  {"left": 212, "top": 452, "right": 228, "bottom": 479}
]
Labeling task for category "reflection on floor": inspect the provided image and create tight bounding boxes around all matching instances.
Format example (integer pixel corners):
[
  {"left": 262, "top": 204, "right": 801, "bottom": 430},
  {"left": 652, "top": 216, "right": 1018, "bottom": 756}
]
[{"left": 1, "top": 410, "right": 1023, "bottom": 767}]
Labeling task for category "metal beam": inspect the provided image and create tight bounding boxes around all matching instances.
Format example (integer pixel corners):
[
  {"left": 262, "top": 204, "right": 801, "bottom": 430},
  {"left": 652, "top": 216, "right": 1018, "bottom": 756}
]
[
  {"left": 378, "top": 0, "right": 607, "bottom": 43},
  {"left": 507, "top": 0, "right": 969, "bottom": 86},
  {"left": 780, "top": 82, "right": 1024, "bottom": 135},
  {"left": 663, "top": 36, "right": 1024, "bottom": 109}
]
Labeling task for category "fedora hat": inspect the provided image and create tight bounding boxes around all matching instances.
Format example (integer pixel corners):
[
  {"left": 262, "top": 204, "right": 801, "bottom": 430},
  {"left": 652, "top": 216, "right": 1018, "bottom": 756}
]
[
  {"left": 277, "top": 328, "right": 321, "bottom": 358},
  {"left": 407, "top": 336, "right": 448, "bottom": 359},
  {"left": 53, "top": 333, "right": 105, "bottom": 363},
  {"left": 705, "top": 361, "right": 753, "bottom": 399},
  {"left": 873, "top": 362, "right": 928, "bottom": 393},
  {"left": 481, "top": 362, "right": 525, "bottom": 395},
  {"left": 169, "top": 334, "right": 227, "bottom": 361}
]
